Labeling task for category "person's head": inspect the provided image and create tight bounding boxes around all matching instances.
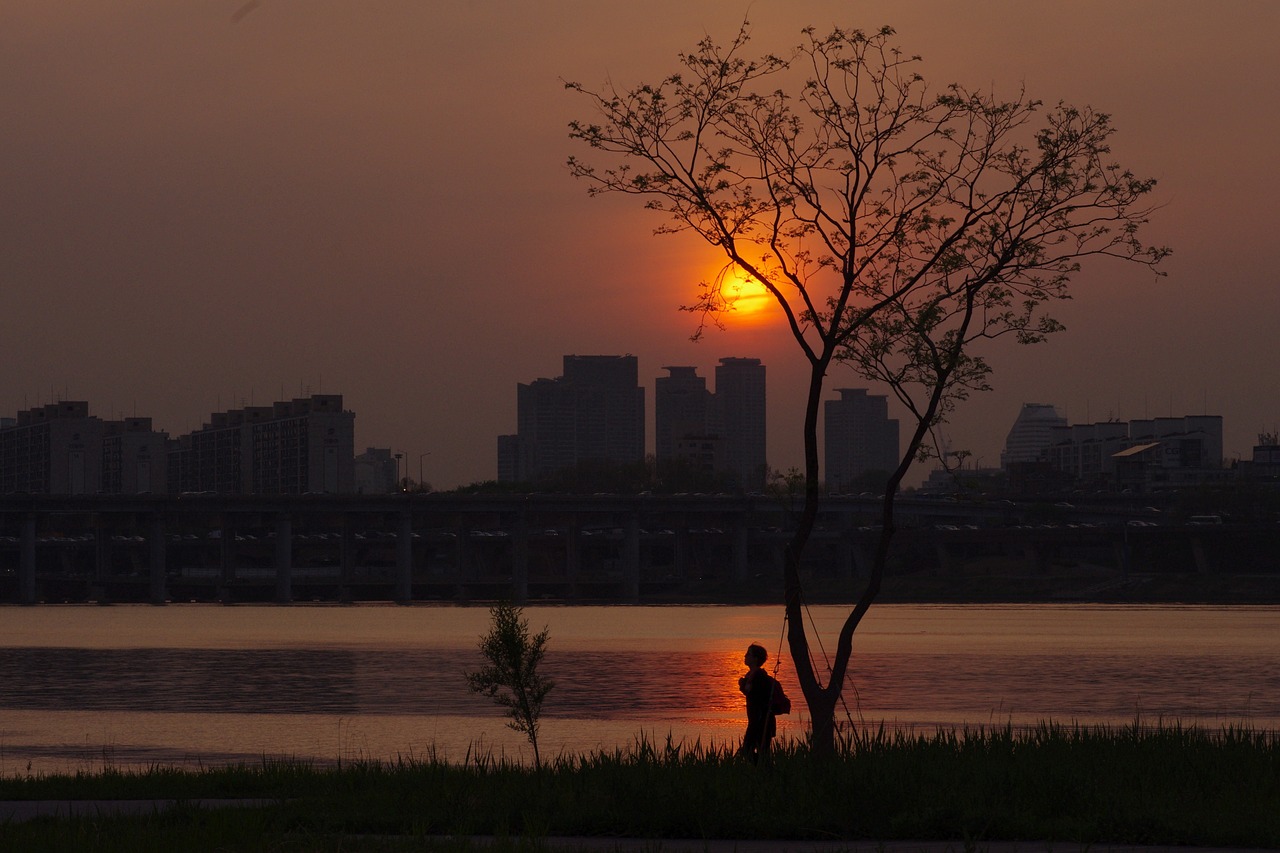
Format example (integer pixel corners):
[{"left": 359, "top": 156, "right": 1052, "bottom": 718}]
[{"left": 745, "top": 643, "right": 767, "bottom": 667}]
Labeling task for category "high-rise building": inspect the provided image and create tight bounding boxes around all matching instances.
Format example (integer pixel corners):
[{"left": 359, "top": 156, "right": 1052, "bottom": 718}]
[
  {"left": 499, "top": 355, "right": 645, "bottom": 483},
  {"left": 170, "top": 394, "right": 354, "bottom": 494},
  {"left": 714, "top": 357, "right": 767, "bottom": 490},
  {"left": 1000, "top": 403, "right": 1067, "bottom": 469},
  {"left": 495, "top": 434, "right": 523, "bottom": 485},
  {"left": 823, "top": 388, "right": 899, "bottom": 492},
  {"left": 0, "top": 402, "right": 169, "bottom": 495},
  {"left": 655, "top": 366, "right": 712, "bottom": 466}
]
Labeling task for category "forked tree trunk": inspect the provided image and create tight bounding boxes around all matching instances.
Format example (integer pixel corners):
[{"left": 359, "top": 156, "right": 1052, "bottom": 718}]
[
  {"left": 783, "top": 359, "right": 843, "bottom": 755},
  {"left": 783, "top": 361, "right": 933, "bottom": 756}
]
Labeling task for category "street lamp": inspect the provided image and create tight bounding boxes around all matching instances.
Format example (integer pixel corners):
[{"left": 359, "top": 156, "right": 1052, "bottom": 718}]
[
  {"left": 393, "top": 452, "right": 403, "bottom": 493},
  {"left": 418, "top": 452, "right": 430, "bottom": 491}
]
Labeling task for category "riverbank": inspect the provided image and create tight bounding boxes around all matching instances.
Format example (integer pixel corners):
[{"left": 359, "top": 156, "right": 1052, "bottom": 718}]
[
  {"left": 639, "top": 571, "right": 1280, "bottom": 607},
  {"left": 2, "top": 724, "right": 1278, "bottom": 851},
  {"left": 873, "top": 570, "right": 1280, "bottom": 605}
]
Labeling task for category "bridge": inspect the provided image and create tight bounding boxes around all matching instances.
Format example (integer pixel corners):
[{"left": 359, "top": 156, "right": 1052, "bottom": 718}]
[{"left": 1, "top": 494, "right": 1275, "bottom": 604}]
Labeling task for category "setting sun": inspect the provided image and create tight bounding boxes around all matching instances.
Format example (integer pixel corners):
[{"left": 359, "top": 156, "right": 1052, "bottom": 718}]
[{"left": 716, "top": 266, "right": 774, "bottom": 324}]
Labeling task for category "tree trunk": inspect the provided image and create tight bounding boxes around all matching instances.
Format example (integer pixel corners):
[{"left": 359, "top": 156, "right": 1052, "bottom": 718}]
[
  {"left": 784, "top": 358, "right": 838, "bottom": 754},
  {"left": 806, "top": 689, "right": 840, "bottom": 753},
  {"left": 783, "top": 354, "right": 924, "bottom": 756}
]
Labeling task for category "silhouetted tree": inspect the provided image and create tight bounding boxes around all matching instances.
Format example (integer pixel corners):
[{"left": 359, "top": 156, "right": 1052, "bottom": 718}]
[
  {"left": 466, "top": 602, "right": 554, "bottom": 769},
  {"left": 568, "top": 23, "right": 1167, "bottom": 752}
]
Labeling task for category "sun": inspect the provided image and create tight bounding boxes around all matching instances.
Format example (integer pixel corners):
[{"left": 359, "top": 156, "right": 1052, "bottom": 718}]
[{"left": 716, "top": 267, "right": 774, "bottom": 323}]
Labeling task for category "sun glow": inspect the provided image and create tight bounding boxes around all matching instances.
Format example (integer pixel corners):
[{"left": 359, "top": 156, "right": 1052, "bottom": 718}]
[{"left": 716, "top": 267, "right": 774, "bottom": 324}]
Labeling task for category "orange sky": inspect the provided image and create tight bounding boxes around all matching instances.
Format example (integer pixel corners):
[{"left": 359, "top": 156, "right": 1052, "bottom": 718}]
[{"left": 2, "top": 1, "right": 1278, "bottom": 487}]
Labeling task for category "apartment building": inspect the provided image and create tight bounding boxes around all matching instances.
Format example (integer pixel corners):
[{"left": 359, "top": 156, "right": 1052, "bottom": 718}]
[
  {"left": 0, "top": 402, "right": 168, "bottom": 495},
  {"left": 169, "top": 395, "right": 354, "bottom": 494}
]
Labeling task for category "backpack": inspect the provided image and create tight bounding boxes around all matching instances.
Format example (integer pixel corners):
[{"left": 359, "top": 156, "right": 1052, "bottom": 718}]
[{"left": 770, "top": 680, "right": 791, "bottom": 716}]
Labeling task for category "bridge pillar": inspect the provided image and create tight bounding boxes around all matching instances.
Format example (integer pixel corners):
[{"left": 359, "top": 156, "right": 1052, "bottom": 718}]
[
  {"left": 565, "top": 519, "right": 581, "bottom": 600},
  {"left": 149, "top": 514, "right": 167, "bottom": 605},
  {"left": 20, "top": 513, "right": 36, "bottom": 604},
  {"left": 512, "top": 509, "right": 529, "bottom": 603},
  {"left": 395, "top": 511, "right": 413, "bottom": 604},
  {"left": 934, "top": 541, "right": 954, "bottom": 574},
  {"left": 850, "top": 542, "right": 875, "bottom": 579},
  {"left": 1190, "top": 536, "right": 1211, "bottom": 574},
  {"left": 674, "top": 526, "right": 690, "bottom": 582},
  {"left": 623, "top": 511, "right": 640, "bottom": 602},
  {"left": 1022, "top": 543, "right": 1043, "bottom": 574},
  {"left": 733, "top": 517, "right": 749, "bottom": 583},
  {"left": 93, "top": 516, "right": 110, "bottom": 599},
  {"left": 218, "top": 517, "right": 236, "bottom": 603},
  {"left": 1113, "top": 538, "right": 1130, "bottom": 577},
  {"left": 455, "top": 520, "right": 471, "bottom": 602},
  {"left": 339, "top": 515, "right": 354, "bottom": 601},
  {"left": 275, "top": 514, "right": 292, "bottom": 604},
  {"left": 837, "top": 535, "right": 855, "bottom": 582}
]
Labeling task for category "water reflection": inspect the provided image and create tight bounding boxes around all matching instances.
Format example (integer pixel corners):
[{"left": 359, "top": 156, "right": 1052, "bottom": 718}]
[
  {"left": 5, "top": 644, "right": 1275, "bottom": 726},
  {"left": 0, "top": 648, "right": 752, "bottom": 718},
  {"left": 2, "top": 605, "right": 1278, "bottom": 774},
  {"left": 3, "top": 649, "right": 367, "bottom": 714}
]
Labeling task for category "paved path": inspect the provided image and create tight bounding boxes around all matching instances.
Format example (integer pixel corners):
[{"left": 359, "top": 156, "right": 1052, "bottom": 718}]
[
  {"left": 483, "top": 841, "right": 1277, "bottom": 853},
  {"left": 2, "top": 803, "right": 1273, "bottom": 853},
  {"left": 0, "top": 798, "right": 276, "bottom": 822}
]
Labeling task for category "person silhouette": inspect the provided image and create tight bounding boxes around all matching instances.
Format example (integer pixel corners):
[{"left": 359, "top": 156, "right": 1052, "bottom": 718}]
[{"left": 737, "top": 642, "right": 778, "bottom": 763}]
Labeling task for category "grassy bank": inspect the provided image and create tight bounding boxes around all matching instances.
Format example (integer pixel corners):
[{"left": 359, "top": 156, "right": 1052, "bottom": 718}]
[{"left": 3, "top": 723, "right": 1278, "bottom": 851}]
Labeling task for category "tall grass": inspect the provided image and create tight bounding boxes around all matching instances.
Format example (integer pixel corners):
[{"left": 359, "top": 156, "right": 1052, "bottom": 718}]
[{"left": 3, "top": 722, "right": 1278, "bottom": 850}]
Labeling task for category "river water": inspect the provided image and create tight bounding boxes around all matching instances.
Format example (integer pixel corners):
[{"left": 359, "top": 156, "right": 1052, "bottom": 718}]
[{"left": 1, "top": 603, "right": 1277, "bottom": 775}]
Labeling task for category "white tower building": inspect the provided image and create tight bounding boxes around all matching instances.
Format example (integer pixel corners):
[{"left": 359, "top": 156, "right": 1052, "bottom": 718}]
[{"left": 1000, "top": 403, "right": 1067, "bottom": 469}]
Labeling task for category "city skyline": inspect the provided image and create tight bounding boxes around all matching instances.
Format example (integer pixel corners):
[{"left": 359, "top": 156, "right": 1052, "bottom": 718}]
[
  {"left": 4, "top": 2, "right": 1278, "bottom": 489},
  {"left": 1, "top": 381, "right": 1251, "bottom": 496}
]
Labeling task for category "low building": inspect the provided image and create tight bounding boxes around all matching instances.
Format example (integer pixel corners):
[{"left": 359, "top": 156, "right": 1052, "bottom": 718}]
[
  {"left": 1045, "top": 422, "right": 1129, "bottom": 481},
  {"left": 1237, "top": 434, "right": 1280, "bottom": 480},
  {"left": 1046, "top": 414, "right": 1224, "bottom": 490},
  {"left": 354, "top": 447, "right": 399, "bottom": 494}
]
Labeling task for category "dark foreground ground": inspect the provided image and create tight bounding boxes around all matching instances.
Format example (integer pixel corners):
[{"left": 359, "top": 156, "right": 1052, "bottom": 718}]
[
  {"left": 3, "top": 724, "right": 1277, "bottom": 851},
  {"left": 0, "top": 799, "right": 1275, "bottom": 853}
]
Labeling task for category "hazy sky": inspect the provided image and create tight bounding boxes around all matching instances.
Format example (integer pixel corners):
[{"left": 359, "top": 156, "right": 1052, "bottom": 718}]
[{"left": 4, "top": 1, "right": 1277, "bottom": 488}]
